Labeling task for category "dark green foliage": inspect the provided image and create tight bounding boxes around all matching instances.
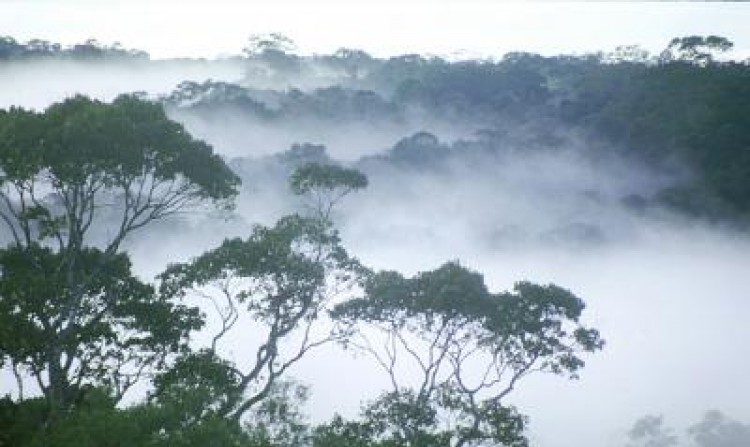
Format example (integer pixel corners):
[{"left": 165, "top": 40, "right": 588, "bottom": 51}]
[
  {"left": 159, "top": 215, "right": 365, "bottom": 421},
  {"left": 167, "top": 81, "right": 399, "bottom": 124},
  {"left": 290, "top": 163, "right": 368, "bottom": 196},
  {"left": 332, "top": 262, "right": 602, "bottom": 446},
  {"left": 37, "top": 95, "right": 239, "bottom": 204},
  {"left": 378, "top": 132, "right": 452, "bottom": 167},
  {"left": 166, "top": 81, "right": 277, "bottom": 119},
  {"left": 665, "top": 35, "right": 733, "bottom": 64},
  {"left": 0, "top": 387, "right": 262, "bottom": 447},
  {"left": 313, "top": 390, "right": 527, "bottom": 447},
  {"left": 151, "top": 350, "right": 244, "bottom": 422},
  {"left": 313, "top": 415, "right": 378, "bottom": 447},
  {"left": 560, "top": 59, "right": 750, "bottom": 218},
  {"left": 313, "top": 391, "right": 452, "bottom": 447},
  {"left": 0, "top": 94, "right": 240, "bottom": 250},
  {"left": 0, "top": 245, "right": 202, "bottom": 403},
  {"left": 394, "top": 60, "right": 550, "bottom": 122},
  {"left": 335, "top": 262, "right": 603, "bottom": 371},
  {"left": 0, "top": 95, "right": 238, "bottom": 413},
  {"left": 163, "top": 34, "right": 750, "bottom": 221},
  {"left": 290, "top": 163, "right": 368, "bottom": 220},
  {"left": 0, "top": 35, "right": 633, "bottom": 446}
]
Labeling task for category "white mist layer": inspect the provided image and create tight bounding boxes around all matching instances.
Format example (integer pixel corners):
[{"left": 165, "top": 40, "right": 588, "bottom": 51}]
[
  {"left": 113, "top": 153, "right": 750, "bottom": 447},
  {"left": 0, "top": 59, "right": 245, "bottom": 110}
]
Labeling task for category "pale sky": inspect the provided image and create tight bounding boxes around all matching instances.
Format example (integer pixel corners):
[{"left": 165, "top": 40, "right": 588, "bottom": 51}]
[{"left": 2, "top": 0, "right": 749, "bottom": 60}]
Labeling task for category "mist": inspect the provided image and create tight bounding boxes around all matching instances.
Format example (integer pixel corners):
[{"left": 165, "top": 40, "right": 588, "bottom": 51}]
[
  {"left": 0, "top": 58, "right": 245, "bottom": 110},
  {"left": 118, "top": 133, "right": 750, "bottom": 447},
  {"left": 2, "top": 31, "right": 750, "bottom": 447}
]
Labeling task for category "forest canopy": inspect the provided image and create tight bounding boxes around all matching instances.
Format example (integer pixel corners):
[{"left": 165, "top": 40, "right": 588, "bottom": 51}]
[{"left": 1, "top": 32, "right": 749, "bottom": 446}]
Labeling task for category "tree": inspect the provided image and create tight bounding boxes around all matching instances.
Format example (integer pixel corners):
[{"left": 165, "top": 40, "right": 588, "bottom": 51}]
[
  {"left": 0, "top": 245, "right": 202, "bottom": 406},
  {"left": 244, "top": 33, "right": 297, "bottom": 57},
  {"left": 626, "top": 415, "right": 679, "bottom": 447},
  {"left": 290, "top": 162, "right": 368, "bottom": 220},
  {"left": 0, "top": 94, "right": 240, "bottom": 412},
  {"left": 330, "top": 262, "right": 603, "bottom": 446},
  {"left": 0, "top": 36, "right": 22, "bottom": 59},
  {"left": 157, "top": 164, "right": 368, "bottom": 423},
  {"left": 688, "top": 411, "right": 750, "bottom": 447},
  {"left": 331, "top": 48, "right": 375, "bottom": 80},
  {"left": 605, "top": 45, "right": 652, "bottom": 64},
  {"left": 243, "top": 33, "right": 301, "bottom": 82},
  {"left": 24, "top": 39, "right": 61, "bottom": 56},
  {"left": 662, "top": 35, "right": 734, "bottom": 65}
]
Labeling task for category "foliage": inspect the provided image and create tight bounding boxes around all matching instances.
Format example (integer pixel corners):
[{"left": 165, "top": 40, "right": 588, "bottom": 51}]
[
  {"left": 0, "top": 35, "right": 148, "bottom": 60},
  {"left": 0, "top": 32, "right": 669, "bottom": 446},
  {"left": 159, "top": 214, "right": 365, "bottom": 421},
  {"left": 161, "top": 33, "right": 750, "bottom": 221},
  {"left": 0, "top": 94, "right": 239, "bottom": 251},
  {"left": 0, "top": 95, "right": 238, "bottom": 412},
  {"left": 626, "top": 415, "right": 679, "bottom": 447},
  {"left": 244, "top": 34, "right": 297, "bottom": 57},
  {"left": 664, "top": 35, "right": 734, "bottom": 64},
  {"left": 331, "top": 262, "right": 603, "bottom": 446},
  {"left": 0, "top": 387, "right": 263, "bottom": 447},
  {"left": 290, "top": 162, "right": 368, "bottom": 219},
  {"left": 0, "top": 245, "right": 201, "bottom": 405},
  {"left": 559, "top": 57, "right": 750, "bottom": 218}
]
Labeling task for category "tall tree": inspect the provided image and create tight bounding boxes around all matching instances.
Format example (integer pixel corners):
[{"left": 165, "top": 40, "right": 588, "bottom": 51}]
[
  {"left": 0, "top": 94, "right": 240, "bottom": 412},
  {"left": 157, "top": 163, "right": 367, "bottom": 422},
  {"left": 290, "top": 162, "right": 368, "bottom": 221},
  {"left": 330, "top": 262, "right": 603, "bottom": 447}
]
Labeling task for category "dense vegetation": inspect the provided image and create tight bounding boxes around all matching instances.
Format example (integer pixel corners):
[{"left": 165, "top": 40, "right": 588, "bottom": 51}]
[
  {"left": 1, "top": 34, "right": 749, "bottom": 446},
  {"left": 0, "top": 94, "right": 603, "bottom": 446},
  {"left": 161, "top": 34, "right": 750, "bottom": 222}
]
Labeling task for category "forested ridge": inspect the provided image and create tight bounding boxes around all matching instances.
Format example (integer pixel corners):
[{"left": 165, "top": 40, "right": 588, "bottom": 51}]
[{"left": 157, "top": 35, "right": 750, "bottom": 222}]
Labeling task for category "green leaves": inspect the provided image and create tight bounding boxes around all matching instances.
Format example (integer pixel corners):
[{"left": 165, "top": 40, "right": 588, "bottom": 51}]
[
  {"left": 160, "top": 215, "right": 345, "bottom": 312},
  {"left": 0, "top": 245, "right": 202, "bottom": 399},
  {"left": 0, "top": 94, "right": 240, "bottom": 250},
  {"left": 330, "top": 262, "right": 602, "bottom": 446},
  {"left": 290, "top": 163, "right": 368, "bottom": 196},
  {"left": 290, "top": 162, "right": 368, "bottom": 220},
  {"left": 32, "top": 94, "right": 238, "bottom": 200},
  {"left": 158, "top": 214, "right": 366, "bottom": 420},
  {"left": 0, "top": 94, "right": 238, "bottom": 414},
  {"left": 667, "top": 35, "right": 734, "bottom": 64},
  {"left": 335, "top": 262, "right": 601, "bottom": 353}
]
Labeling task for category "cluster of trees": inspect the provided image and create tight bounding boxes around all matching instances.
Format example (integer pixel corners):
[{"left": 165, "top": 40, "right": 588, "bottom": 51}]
[
  {"left": 156, "top": 34, "right": 750, "bottom": 222},
  {"left": 166, "top": 81, "right": 398, "bottom": 124},
  {"left": 0, "top": 36, "right": 148, "bottom": 60},
  {"left": 0, "top": 96, "right": 603, "bottom": 446}
]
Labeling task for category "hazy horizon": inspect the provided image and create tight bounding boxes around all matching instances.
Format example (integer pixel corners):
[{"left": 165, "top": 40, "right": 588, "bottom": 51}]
[{"left": 3, "top": 1, "right": 750, "bottom": 60}]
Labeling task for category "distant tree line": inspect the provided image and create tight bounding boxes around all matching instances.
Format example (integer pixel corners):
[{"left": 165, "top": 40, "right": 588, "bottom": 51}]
[
  {"left": 0, "top": 36, "right": 149, "bottom": 60},
  {"left": 166, "top": 34, "right": 750, "bottom": 222}
]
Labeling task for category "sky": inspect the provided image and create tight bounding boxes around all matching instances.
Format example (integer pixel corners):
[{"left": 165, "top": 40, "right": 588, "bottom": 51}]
[{"left": 2, "top": 0, "right": 750, "bottom": 60}]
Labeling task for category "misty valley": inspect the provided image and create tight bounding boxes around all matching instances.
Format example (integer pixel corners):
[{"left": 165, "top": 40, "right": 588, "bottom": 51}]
[{"left": 1, "top": 33, "right": 750, "bottom": 447}]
